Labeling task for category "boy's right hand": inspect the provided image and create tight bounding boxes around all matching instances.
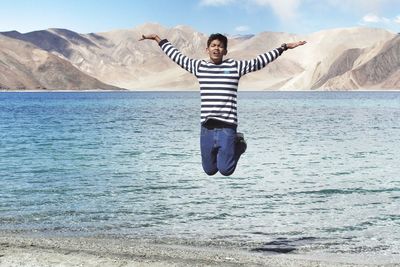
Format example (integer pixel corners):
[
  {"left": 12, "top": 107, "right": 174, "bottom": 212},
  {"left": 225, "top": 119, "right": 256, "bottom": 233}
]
[{"left": 139, "top": 34, "right": 161, "bottom": 43}]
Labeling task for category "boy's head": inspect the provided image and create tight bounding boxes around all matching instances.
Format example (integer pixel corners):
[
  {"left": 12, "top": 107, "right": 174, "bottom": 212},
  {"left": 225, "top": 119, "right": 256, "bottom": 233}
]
[
  {"left": 207, "top": 33, "right": 228, "bottom": 49},
  {"left": 206, "top": 33, "right": 228, "bottom": 64}
]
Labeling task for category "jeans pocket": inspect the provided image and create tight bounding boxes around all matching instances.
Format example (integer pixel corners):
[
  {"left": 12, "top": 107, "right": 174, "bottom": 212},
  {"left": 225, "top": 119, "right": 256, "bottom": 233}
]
[{"left": 200, "top": 126, "right": 209, "bottom": 137}]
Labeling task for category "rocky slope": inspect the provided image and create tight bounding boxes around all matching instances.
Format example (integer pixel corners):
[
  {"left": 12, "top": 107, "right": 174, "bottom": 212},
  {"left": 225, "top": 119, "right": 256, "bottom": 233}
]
[
  {"left": 0, "top": 24, "right": 398, "bottom": 90},
  {"left": 0, "top": 33, "right": 120, "bottom": 90}
]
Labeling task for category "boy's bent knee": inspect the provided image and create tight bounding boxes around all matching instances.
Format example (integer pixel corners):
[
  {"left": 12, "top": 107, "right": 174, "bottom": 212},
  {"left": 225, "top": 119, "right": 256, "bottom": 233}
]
[
  {"left": 203, "top": 167, "right": 218, "bottom": 176},
  {"left": 217, "top": 160, "right": 237, "bottom": 176},
  {"left": 219, "top": 167, "right": 236, "bottom": 176}
]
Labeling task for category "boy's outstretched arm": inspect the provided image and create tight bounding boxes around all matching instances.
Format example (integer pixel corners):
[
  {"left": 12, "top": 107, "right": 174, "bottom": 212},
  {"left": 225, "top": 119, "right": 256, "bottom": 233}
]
[
  {"left": 139, "top": 34, "right": 201, "bottom": 75},
  {"left": 237, "top": 40, "right": 307, "bottom": 77},
  {"left": 139, "top": 35, "right": 306, "bottom": 49}
]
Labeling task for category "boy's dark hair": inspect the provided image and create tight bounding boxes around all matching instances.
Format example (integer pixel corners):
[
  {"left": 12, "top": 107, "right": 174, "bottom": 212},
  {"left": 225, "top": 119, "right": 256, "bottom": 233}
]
[{"left": 207, "top": 33, "right": 228, "bottom": 49}]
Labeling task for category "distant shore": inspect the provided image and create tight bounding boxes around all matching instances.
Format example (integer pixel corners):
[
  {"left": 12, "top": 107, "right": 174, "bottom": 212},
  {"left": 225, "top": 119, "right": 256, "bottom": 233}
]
[
  {"left": 1, "top": 89, "right": 400, "bottom": 93},
  {"left": 0, "top": 233, "right": 398, "bottom": 267},
  {"left": 0, "top": 89, "right": 127, "bottom": 93}
]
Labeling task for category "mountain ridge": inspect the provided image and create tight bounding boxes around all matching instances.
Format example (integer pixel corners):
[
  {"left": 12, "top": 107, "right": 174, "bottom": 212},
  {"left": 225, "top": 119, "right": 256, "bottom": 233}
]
[{"left": 0, "top": 24, "right": 398, "bottom": 90}]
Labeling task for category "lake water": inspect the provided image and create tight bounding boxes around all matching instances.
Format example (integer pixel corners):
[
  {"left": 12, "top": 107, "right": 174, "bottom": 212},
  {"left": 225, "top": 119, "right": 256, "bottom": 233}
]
[{"left": 0, "top": 91, "right": 399, "bottom": 260}]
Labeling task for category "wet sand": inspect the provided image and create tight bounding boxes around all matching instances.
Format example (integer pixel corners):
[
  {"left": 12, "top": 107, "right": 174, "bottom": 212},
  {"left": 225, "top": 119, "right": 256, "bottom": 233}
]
[{"left": 1, "top": 234, "right": 398, "bottom": 267}]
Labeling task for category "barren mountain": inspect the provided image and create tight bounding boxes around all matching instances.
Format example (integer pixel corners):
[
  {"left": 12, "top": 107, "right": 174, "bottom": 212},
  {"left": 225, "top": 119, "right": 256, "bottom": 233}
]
[
  {"left": 0, "top": 33, "right": 120, "bottom": 90},
  {"left": 353, "top": 35, "right": 400, "bottom": 89},
  {"left": 0, "top": 24, "right": 398, "bottom": 90}
]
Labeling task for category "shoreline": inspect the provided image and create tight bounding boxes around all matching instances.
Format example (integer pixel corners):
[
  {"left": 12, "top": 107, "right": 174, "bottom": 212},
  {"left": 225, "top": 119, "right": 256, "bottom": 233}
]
[
  {"left": 1, "top": 89, "right": 400, "bottom": 93},
  {"left": 0, "top": 233, "right": 399, "bottom": 267}
]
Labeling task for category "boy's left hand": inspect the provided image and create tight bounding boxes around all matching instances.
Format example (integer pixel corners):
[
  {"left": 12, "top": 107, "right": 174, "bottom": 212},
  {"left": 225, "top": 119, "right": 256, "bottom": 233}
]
[{"left": 287, "top": 41, "right": 307, "bottom": 49}]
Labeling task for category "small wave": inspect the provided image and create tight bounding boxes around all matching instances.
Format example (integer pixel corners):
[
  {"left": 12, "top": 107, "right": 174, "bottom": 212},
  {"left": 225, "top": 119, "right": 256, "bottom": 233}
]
[{"left": 295, "top": 187, "right": 400, "bottom": 196}]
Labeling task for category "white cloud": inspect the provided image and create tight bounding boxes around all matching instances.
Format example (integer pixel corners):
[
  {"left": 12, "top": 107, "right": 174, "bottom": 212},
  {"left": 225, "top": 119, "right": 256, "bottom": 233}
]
[
  {"left": 249, "top": 0, "right": 398, "bottom": 22},
  {"left": 199, "top": 0, "right": 235, "bottom": 6},
  {"left": 199, "top": 0, "right": 399, "bottom": 29},
  {"left": 362, "top": 13, "right": 395, "bottom": 25},
  {"left": 200, "top": 0, "right": 394, "bottom": 21},
  {"left": 363, "top": 13, "right": 382, "bottom": 23},
  {"left": 235, "top": 25, "right": 250, "bottom": 32},
  {"left": 250, "top": 0, "right": 301, "bottom": 20}
]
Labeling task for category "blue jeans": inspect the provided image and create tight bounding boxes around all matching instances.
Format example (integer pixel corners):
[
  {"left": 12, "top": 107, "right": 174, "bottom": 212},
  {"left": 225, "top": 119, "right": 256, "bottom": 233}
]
[{"left": 200, "top": 125, "right": 243, "bottom": 176}]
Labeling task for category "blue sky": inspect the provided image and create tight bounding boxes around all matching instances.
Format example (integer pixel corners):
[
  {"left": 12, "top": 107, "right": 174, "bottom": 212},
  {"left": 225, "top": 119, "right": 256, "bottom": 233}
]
[{"left": 1, "top": 0, "right": 399, "bottom": 34}]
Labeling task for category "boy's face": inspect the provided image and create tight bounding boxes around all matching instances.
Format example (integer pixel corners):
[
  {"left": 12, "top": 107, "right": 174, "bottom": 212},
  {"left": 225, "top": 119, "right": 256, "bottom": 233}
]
[{"left": 206, "top": 39, "right": 227, "bottom": 64}]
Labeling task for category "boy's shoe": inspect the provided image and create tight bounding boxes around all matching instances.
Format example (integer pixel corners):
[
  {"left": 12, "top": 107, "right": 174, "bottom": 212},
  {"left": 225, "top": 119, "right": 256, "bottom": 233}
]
[{"left": 236, "top": 132, "right": 247, "bottom": 155}]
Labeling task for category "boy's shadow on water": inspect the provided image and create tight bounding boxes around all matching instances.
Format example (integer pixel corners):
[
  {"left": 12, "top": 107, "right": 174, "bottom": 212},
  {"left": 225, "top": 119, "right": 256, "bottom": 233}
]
[{"left": 250, "top": 236, "right": 318, "bottom": 254}]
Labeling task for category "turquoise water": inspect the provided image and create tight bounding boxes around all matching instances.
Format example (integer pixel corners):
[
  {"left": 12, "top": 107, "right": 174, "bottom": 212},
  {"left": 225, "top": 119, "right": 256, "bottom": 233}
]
[{"left": 0, "top": 91, "right": 399, "bottom": 257}]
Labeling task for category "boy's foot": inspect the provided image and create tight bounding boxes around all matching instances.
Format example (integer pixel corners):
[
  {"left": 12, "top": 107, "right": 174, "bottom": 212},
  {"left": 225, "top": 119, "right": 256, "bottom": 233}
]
[{"left": 236, "top": 132, "right": 247, "bottom": 155}]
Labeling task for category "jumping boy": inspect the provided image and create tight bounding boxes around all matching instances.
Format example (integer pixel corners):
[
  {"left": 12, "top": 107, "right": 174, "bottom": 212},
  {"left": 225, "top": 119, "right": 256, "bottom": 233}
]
[{"left": 140, "top": 33, "right": 306, "bottom": 176}]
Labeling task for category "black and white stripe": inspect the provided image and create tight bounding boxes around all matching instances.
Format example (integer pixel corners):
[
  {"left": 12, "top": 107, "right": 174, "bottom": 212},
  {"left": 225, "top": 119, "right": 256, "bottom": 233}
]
[{"left": 159, "top": 39, "right": 283, "bottom": 125}]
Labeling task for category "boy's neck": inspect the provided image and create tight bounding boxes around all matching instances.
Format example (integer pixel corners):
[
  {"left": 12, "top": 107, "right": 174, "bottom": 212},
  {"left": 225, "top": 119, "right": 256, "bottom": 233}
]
[{"left": 210, "top": 58, "right": 223, "bottom": 65}]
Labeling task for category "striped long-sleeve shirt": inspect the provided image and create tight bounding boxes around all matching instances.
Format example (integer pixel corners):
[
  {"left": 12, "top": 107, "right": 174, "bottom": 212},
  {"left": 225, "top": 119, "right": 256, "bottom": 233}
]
[{"left": 159, "top": 39, "right": 284, "bottom": 126}]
